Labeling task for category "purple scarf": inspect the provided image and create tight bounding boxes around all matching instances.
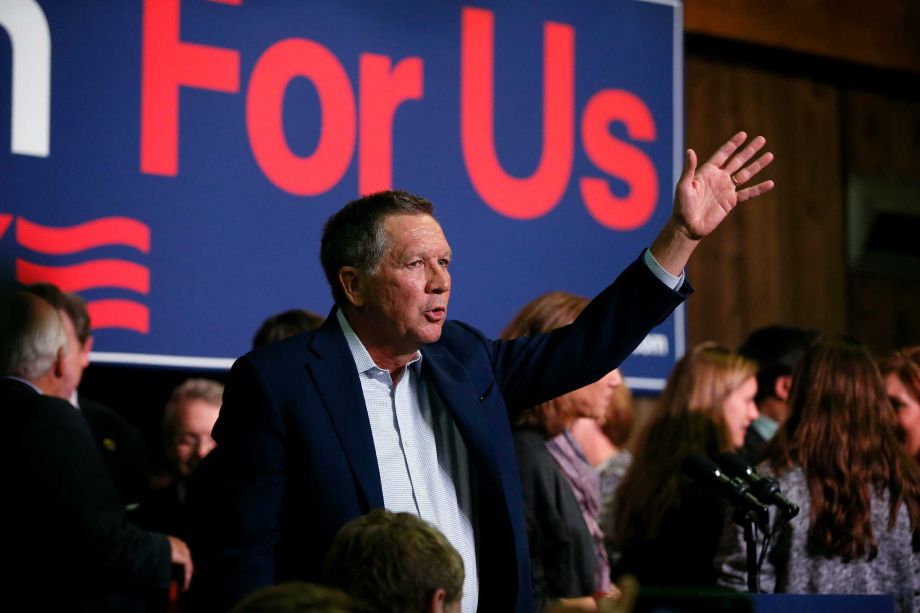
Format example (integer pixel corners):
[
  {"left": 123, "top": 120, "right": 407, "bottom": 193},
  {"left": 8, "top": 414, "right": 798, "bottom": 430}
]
[{"left": 546, "top": 430, "right": 611, "bottom": 592}]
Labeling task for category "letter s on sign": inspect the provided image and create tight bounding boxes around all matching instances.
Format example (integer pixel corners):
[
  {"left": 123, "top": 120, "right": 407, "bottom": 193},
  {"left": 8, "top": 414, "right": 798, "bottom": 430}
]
[{"left": 579, "top": 89, "right": 658, "bottom": 231}]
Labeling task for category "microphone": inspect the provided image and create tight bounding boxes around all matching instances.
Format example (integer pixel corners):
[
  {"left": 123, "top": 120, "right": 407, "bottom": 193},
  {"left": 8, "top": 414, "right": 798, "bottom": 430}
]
[
  {"left": 682, "top": 454, "right": 769, "bottom": 526},
  {"left": 715, "top": 453, "right": 800, "bottom": 519}
]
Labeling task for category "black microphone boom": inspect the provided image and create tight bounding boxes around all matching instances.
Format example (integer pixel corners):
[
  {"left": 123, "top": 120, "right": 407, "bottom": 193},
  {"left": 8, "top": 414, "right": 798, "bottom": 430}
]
[
  {"left": 715, "top": 453, "right": 800, "bottom": 519},
  {"left": 682, "top": 454, "right": 769, "bottom": 527}
]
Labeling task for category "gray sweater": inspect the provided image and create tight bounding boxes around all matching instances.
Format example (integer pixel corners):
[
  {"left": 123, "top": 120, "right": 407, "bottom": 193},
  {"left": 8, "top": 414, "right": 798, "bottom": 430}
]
[{"left": 751, "top": 466, "right": 919, "bottom": 613}]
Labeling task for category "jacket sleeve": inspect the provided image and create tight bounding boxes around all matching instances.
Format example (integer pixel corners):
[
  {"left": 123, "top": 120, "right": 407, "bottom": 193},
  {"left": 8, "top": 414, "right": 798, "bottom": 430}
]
[{"left": 490, "top": 254, "right": 690, "bottom": 413}]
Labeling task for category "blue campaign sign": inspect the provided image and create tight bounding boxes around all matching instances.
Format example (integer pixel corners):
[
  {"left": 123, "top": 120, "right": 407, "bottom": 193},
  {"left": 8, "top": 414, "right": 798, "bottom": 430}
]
[{"left": 0, "top": 0, "right": 683, "bottom": 390}]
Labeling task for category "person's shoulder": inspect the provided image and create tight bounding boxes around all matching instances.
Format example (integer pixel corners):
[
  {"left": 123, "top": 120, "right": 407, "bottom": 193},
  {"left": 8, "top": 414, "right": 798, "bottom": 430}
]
[
  {"left": 513, "top": 429, "right": 554, "bottom": 462},
  {"left": 20, "top": 391, "right": 89, "bottom": 430},
  {"left": 79, "top": 395, "right": 138, "bottom": 430},
  {"left": 432, "top": 320, "right": 494, "bottom": 360},
  {"left": 764, "top": 463, "right": 808, "bottom": 507},
  {"left": 441, "top": 318, "right": 488, "bottom": 340},
  {"left": 243, "top": 328, "right": 318, "bottom": 367},
  {"left": 600, "top": 450, "right": 633, "bottom": 480},
  {"left": 770, "top": 463, "right": 805, "bottom": 483}
]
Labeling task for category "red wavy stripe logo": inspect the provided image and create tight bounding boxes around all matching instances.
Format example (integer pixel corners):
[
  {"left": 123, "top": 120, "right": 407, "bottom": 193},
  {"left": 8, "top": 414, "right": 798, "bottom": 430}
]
[
  {"left": 0, "top": 214, "right": 12, "bottom": 241},
  {"left": 17, "top": 217, "right": 150, "bottom": 254},
  {"left": 87, "top": 299, "right": 150, "bottom": 334},
  {"left": 17, "top": 259, "right": 150, "bottom": 294}
]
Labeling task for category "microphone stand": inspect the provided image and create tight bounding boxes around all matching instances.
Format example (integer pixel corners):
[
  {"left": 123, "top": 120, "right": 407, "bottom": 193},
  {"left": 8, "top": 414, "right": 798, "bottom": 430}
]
[
  {"left": 732, "top": 507, "right": 760, "bottom": 593},
  {"left": 682, "top": 454, "right": 772, "bottom": 593}
]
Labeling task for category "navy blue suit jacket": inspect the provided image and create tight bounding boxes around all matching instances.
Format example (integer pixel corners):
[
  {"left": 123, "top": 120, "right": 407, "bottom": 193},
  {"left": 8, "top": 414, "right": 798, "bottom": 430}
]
[{"left": 194, "top": 255, "right": 689, "bottom": 611}]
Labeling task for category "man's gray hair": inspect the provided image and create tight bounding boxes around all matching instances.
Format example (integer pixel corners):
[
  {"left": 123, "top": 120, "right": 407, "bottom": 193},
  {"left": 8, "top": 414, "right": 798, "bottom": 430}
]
[
  {"left": 0, "top": 291, "right": 67, "bottom": 380},
  {"left": 320, "top": 190, "right": 435, "bottom": 306},
  {"left": 162, "top": 378, "right": 225, "bottom": 437}
]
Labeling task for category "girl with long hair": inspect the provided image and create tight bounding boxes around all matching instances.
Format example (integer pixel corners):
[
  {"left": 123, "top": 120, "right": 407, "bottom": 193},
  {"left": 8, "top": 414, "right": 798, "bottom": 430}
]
[
  {"left": 761, "top": 336, "right": 920, "bottom": 612},
  {"left": 609, "top": 342, "right": 758, "bottom": 587}
]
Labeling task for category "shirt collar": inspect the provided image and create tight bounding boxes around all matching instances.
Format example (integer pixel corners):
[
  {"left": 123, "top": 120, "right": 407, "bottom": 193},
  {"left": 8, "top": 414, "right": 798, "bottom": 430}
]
[
  {"left": 750, "top": 415, "right": 779, "bottom": 441},
  {"left": 336, "top": 309, "right": 423, "bottom": 375},
  {"left": 2, "top": 376, "right": 44, "bottom": 395}
]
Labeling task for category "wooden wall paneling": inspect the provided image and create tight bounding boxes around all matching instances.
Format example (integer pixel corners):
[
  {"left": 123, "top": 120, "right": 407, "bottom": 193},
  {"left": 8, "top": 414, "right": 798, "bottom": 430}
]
[
  {"left": 843, "top": 90, "right": 920, "bottom": 352},
  {"left": 684, "top": 57, "right": 846, "bottom": 349},
  {"left": 844, "top": 90, "right": 920, "bottom": 179},
  {"left": 684, "top": 0, "right": 920, "bottom": 75},
  {"left": 849, "top": 275, "right": 920, "bottom": 353}
]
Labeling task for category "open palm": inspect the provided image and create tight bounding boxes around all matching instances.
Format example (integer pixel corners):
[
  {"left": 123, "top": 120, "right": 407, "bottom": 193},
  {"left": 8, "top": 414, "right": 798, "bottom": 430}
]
[{"left": 675, "top": 132, "right": 774, "bottom": 240}]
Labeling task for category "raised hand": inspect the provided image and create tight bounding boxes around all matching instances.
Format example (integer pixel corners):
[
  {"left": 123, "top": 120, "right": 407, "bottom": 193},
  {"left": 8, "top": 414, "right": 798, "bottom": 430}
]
[
  {"left": 649, "top": 131, "right": 775, "bottom": 275},
  {"left": 673, "top": 131, "right": 774, "bottom": 241}
]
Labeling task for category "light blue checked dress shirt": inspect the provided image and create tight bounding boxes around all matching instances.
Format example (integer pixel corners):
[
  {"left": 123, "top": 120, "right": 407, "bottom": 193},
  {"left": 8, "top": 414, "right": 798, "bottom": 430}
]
[{"left": 337, "top": 310, "right": 478, "bottom": 613}]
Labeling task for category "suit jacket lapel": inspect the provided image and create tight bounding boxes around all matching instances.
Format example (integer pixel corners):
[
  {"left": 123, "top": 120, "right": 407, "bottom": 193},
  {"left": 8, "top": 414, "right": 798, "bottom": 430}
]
[
  {"left": 305, "top": 318, "right": 384, "bottom": 509},
  {"left": 421, "top": 344, "right": 505, "bottom": 494}
]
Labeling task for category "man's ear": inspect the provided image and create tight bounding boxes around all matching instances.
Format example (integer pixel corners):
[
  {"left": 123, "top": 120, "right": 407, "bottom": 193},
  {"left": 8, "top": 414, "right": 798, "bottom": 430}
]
[
  {"left": 338, "top": 266, "right": 365, "bottom": 308},
  {"left": 52, "top": 345, "right": 66, "bottom": 379},
  {"left": 775, "top": 374, "right": 793, "bottom": 402},
  {"left": 79, "top": 336, "right": 94, "bottom": 369},
  {"left": 429, "top": 588, "right": 449, "bottom": 613}
]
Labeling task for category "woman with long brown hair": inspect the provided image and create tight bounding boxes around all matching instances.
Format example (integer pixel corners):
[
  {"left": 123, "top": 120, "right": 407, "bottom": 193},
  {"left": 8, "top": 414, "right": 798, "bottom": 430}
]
[
  {"left": 760, "top": 336, "right": 920, "bottom": 612},
  {"left": 609, "top": 342, "right": 759, "bottom": 587},
  {"left": 879, "top": 345, "right": 920, "bottom": 462}
]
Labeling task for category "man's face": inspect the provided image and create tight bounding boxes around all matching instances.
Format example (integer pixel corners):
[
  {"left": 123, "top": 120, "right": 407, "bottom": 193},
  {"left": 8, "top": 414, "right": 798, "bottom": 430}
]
[
  {"left": 358, "top": 214, "right": 452, "bottom": 355},
  {"left": 56, "top": 311, "right": 85, "bottom": 400},
  {"left": 168, "top": 399, "right": 220, "bottom": 478}
]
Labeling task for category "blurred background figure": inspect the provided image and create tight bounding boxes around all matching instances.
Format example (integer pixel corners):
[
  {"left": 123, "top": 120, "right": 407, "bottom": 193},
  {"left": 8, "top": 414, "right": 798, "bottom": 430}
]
[
  {"left": 609, "top": 343, "right": 757, "bottom": 588},
  {"left": 323, "top": 509, "right": 463, "bottom": 613},
  {"left": 502, "top": 291, "right": 620, "bottom": 610},
  {"left": 737, "top": 325, "right": 818, "bottom": 463},
  {"left": 252, "top": 308, "right": 324, "bottom": 349},
  {"left": 229, "top": 582, "right": 358, "bottom": 613},
  {"left": 1, "top": 289, "right": 192, "bottom": 609},
  {"left": 23, "top": 282, "right": 149, "bottom": 512},
  {"left": 569, "top": 370, "right": 633, "bottom": 470},
  {"left": 570, "top": 376, "right": 636, "bottom": 564},
  {"left": 569, "top": 374, "right": 635, "bottom": 560},
  {"left": 754, "top": 336, "right": 920, "bottom": 613},
  {"left": 139, "top": 378, "right": 224, "bottom": 537},
  {"left": 879, "top": 346, "right": 920, "bottom": 462}
]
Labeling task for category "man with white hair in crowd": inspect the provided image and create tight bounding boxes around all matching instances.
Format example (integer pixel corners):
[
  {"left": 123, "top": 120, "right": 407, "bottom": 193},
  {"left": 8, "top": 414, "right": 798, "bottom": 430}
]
[{"left": 0, "top": 289, "right": 193, "bottom": 609}]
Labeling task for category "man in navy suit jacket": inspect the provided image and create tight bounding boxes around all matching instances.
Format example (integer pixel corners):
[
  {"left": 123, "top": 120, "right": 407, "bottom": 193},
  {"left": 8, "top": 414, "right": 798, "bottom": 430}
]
[{"left": 195, "top": 132, "right": 775, "bottom": 611}]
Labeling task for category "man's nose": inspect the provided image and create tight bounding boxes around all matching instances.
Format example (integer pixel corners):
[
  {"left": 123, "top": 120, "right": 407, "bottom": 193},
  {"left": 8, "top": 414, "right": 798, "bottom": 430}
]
[
  {"left": 428, "top": 265, "right": 450, "bottom": 294},
  {"left": 199, "top": 436, "right": 217, "bottom": 459}
]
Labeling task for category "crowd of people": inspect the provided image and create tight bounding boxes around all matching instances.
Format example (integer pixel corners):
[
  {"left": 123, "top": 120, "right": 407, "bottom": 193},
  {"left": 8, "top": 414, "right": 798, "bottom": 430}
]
[{"left": 3, "top": 131, "right": 919, "bottom": 612}]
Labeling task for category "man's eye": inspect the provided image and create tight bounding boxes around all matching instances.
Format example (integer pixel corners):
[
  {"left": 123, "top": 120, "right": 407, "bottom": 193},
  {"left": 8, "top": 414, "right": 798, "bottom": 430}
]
[
  {"left": 407, "top": 260, "right": 421, "bottom": 268},
  {"left": 438, "top": 258, "right": 450, "bottom": 267}
]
